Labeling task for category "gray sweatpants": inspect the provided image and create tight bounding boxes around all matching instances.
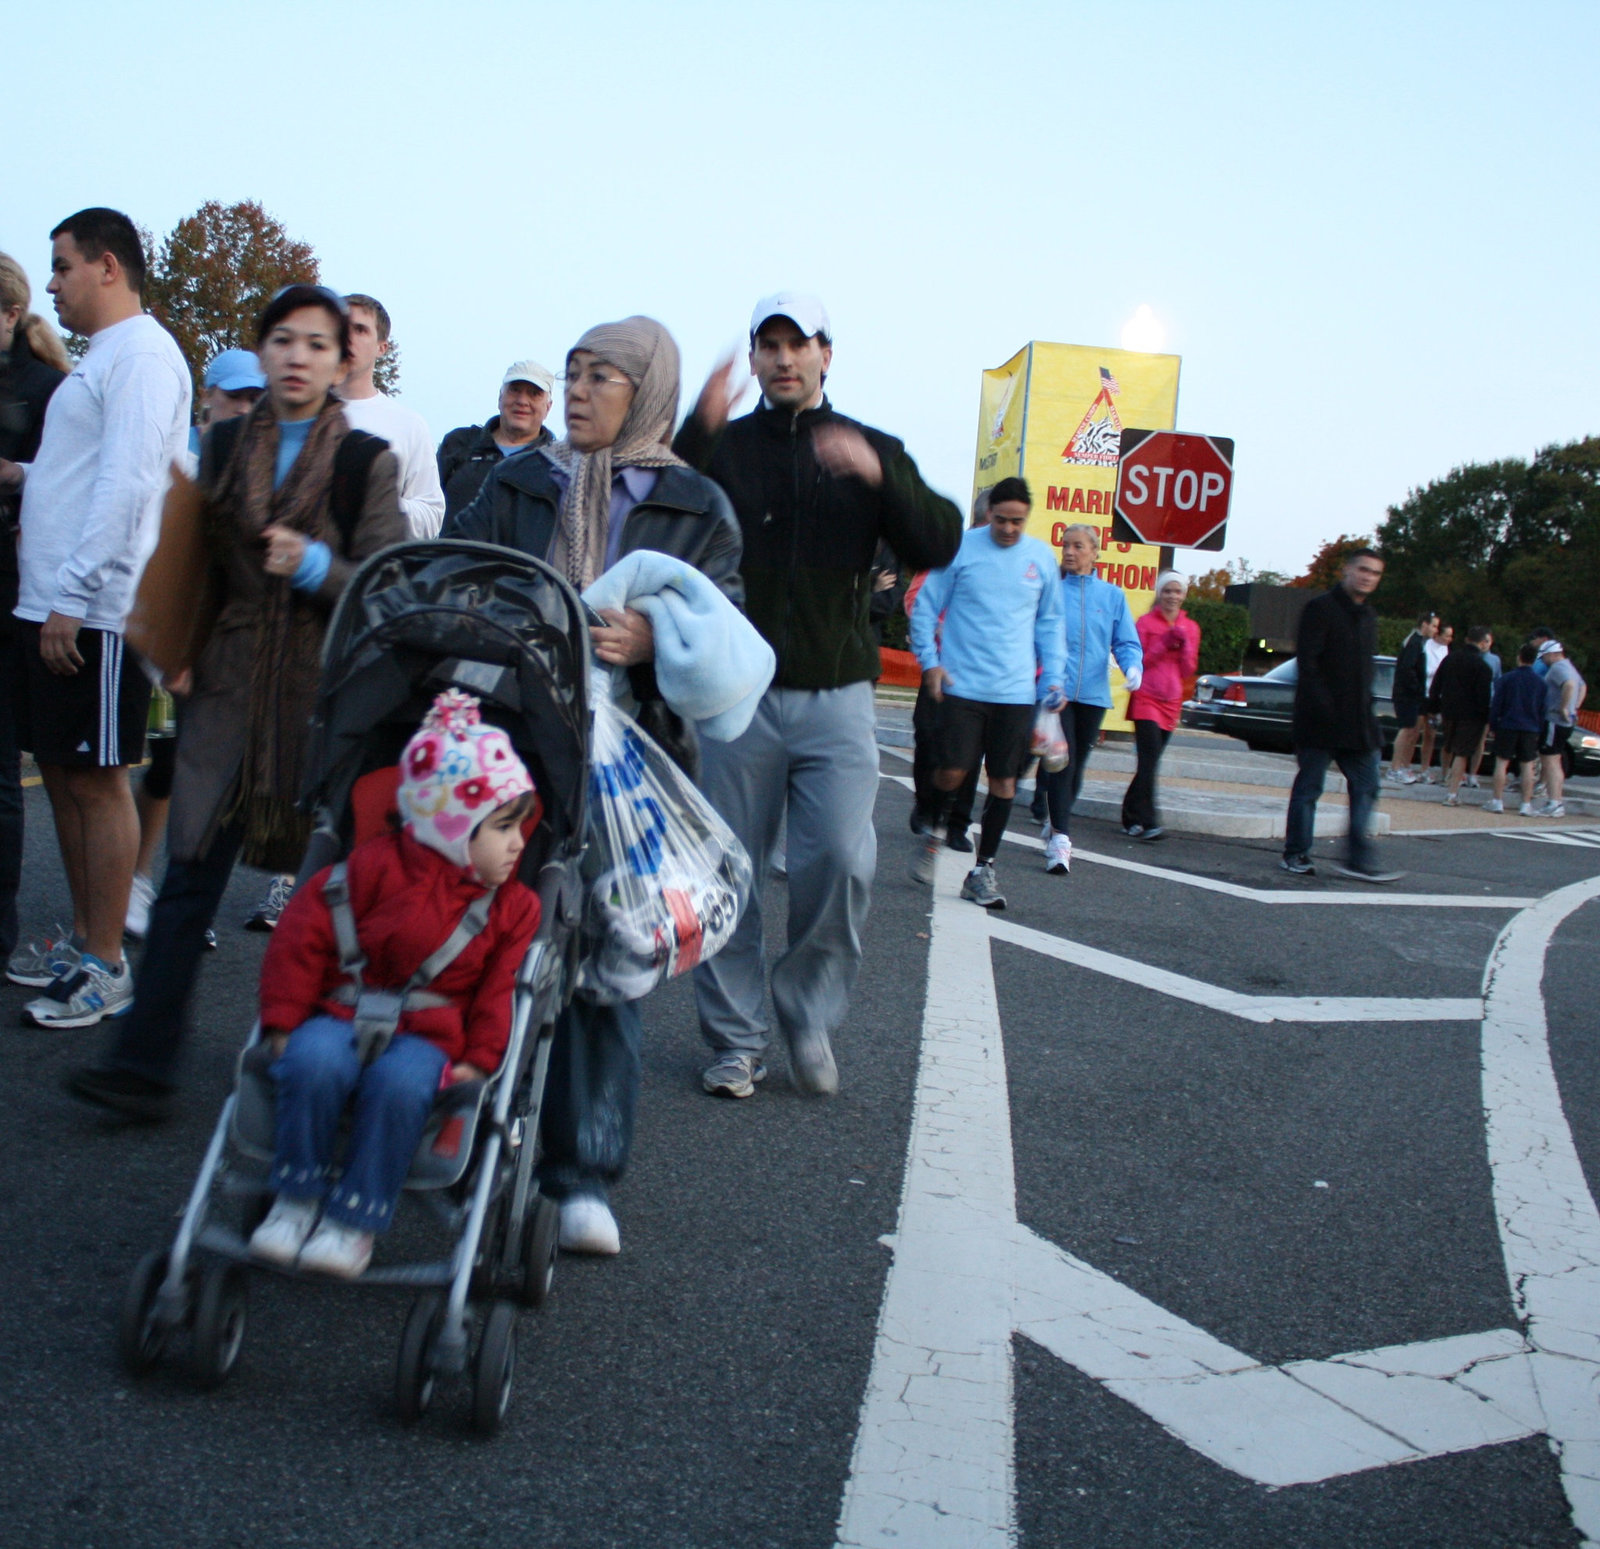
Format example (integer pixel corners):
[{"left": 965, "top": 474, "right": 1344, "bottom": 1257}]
[{"left": 694, "top": 682, "right": 879, "bottom": 1056}]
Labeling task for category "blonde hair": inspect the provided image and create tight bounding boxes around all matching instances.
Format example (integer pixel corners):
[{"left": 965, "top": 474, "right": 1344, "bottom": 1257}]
[
  {"left": 1060, "top": 522, "right": 1101, "bottom": 552},
  {"left": 0, "top": 252, "right": 71, "bottom": 373}
]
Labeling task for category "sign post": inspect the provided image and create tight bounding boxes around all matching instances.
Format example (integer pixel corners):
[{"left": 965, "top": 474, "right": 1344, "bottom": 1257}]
[{"left": 1112, "top": 429, "right": 1235, "bottom": 553}]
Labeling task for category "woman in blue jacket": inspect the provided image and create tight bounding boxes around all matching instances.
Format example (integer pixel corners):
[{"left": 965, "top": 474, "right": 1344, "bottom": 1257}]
[{"left": 1038, "top": 523, "right": 1142, "bottom": 874}]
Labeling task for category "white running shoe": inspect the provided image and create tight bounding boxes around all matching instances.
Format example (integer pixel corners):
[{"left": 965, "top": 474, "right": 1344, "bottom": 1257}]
[
  {"left": 702, "top": 1052, "right": 766, "bottom": 1099},
  {"left": 6, "top": 925, "right": 81, "bottom": 988},
  {"left": 1520, "top": 802, "right": 1539, "bottom": 817},
  {"left": 125, "top": 874, "right": 156, "bottom": 940},
  {"left": 1443, "top": 792, "right": 1460, "bottom": 807},
  {"left": 22, "top": 956, "right": 134, "bottom": 1029},
  {"left": 559, "top": 1195, "right": 621, "bottom": 1256},
  {"left": 1484, "top": 798, "right": 1504, "bottom": 814},
  {"left": 1464, "top": 775, "right": 1481, "bottom": 789},
  {"left": 1045, "top": 834, "right": 1072, "bottom": 875},
  {"left": 910, "top": 832, "right": 941, "bottom": 884},
  {"left": 297, "top": 1219, "right": 374, "bottom": 1279},
  {"left": 1384, "top": 768, "right": 1419, "bottom": 785},
  {"left": 1540, "top": 801, "right": 1567, "bottom": 818},
  {"left": 249, "top": 1197, "right": 320, "bottom": 1266}
]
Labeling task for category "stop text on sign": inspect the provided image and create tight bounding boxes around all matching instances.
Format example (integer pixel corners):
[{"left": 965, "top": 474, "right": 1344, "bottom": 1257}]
[{"left": 1112, "top": 429, "right": 1235, "bottom": 551}]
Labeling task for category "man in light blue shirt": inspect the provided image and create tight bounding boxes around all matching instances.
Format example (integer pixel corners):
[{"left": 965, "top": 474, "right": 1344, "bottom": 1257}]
[{"left": 910, "top": 476, "right": 1064, "bottom": 908}]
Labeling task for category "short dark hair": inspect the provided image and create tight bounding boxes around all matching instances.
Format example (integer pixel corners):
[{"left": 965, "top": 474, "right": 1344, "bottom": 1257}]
[
  {"left": 257, "top": 284, "right": 352, "bottom": 360},
  {"left": 1466, "top": 624, "right": 1491, "bottom": 645},
  {"left": 1416, "top": 610, "right": 1439, "bottom": 627},
  {"left": 344, "top": 293, "right": 391, "bottom": 342},
  {"left": 1344, "top": 547, "right": 1383, "bottom": 565},
  {"left": 989, "top": 476, "right": 1031, "bottom": 509},
  {"left": 51, "top": 207, "right": 145, "bottom": 294},
  {"left": 1518, "top": 642, "right": 1539, "bottom": 665},
  {"left": 1527, "top": 626, "right": 1554, "bottom": 641}
]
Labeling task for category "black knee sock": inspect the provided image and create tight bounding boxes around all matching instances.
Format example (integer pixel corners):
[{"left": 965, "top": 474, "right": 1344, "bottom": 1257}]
[
  {"left": 978, "top": 795, "right": 1013, "bottom": 864},
  {"left": 926, "top": 786, "right": 955, "bottom": 833}
]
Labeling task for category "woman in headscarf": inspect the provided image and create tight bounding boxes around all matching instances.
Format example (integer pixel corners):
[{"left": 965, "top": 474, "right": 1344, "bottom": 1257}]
[
  {"left": 68, "top": 285, "right": 404, "bottom": 1120},
  {"left": 1121, "top": 570, "right": 1201, "bottom": 841},
  {"left": 447, "top": 316, "right": 741, "bottom": 1256}
]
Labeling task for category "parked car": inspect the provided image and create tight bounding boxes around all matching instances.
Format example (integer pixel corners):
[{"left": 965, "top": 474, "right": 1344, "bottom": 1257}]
[
  {"left": 1181, "top": 656, "right": 1400, "bottom": 754},
  {"left": 1183, "top": 658, "right": 1600, "bottom": 776}
]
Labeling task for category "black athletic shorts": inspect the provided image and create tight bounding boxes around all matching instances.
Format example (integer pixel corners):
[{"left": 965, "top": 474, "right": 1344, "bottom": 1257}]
[
  {"left": 1495, "top": 729, "right": 1539, "bottom": 763},
  {"left": 16, "top": 620, "right": 150, "bottom": 768},
  {"left": 1440, "top": 717, "right": 1486, "bottom": 758},
  {"left": 1392, "top": 697, "right": 1424, "bottom": 728},
  {"left": 1539, "top": 723, "right": 1573, "bottom": 759},
  {"left": 936, "top": 695, "right": 1035, "bottom": 782}
]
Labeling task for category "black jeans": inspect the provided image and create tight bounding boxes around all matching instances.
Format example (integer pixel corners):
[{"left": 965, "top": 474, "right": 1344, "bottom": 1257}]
[
  {"left": 108, "top": 822, "right": 244, "bottom": 1085},
  {"left": 1121, "top": 719, "right": 1171, "bottom": 830},
  {"left": 1041, "top": 703, "right": 1107, "bottom": 835},
  {"left": 538, "top": 995, "right": 642, "bottom": 1202},
  {"left": 0, "top": 606, "right": 22, "bottom": 960}
]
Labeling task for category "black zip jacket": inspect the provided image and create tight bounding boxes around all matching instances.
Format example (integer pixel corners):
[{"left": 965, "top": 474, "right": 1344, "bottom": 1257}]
[
  {"left": 0, "top": 331, "right": 66, "bottom": 596},
  {"left": 1292, "top": 584, "right": 1381, "bottom": 751},
  {"left": 1392, "top": 630, "right": 1428, "bottom": 705},
  {"left": 673, "top": 397, "right": 961, "bottom": 689},
  {"left": 1428, "top": 644, "right": 1493, "bottom": 722},
  {"left": 437, "top": 418, "right": 554, "bottom": 521}
]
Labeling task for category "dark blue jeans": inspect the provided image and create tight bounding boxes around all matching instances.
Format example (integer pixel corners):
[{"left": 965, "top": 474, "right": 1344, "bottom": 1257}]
[
  {"left": 108, "top": 821, "right": 244, "bottom": 1085},
  {"left": 0, "top": 608, "right": 22, "bottom": 961},
  {"left": 1040, "top": 702, "right": 1107, "bottom": 834},
  {"left": 1285, "top": 746, "right": 1379, "bottom": 869},
  {"left": 538, "top": 996, "right": 641, "bottom": 1202},
  {"left": 271, "top": 1015, "right": 447, "bottom": 1233}
]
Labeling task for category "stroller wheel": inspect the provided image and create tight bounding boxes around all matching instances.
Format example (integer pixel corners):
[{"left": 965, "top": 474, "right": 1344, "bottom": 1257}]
[
  {"left": 190, "top": 1263, "right": 249, "bottom": 1390},
  {"left": 396, "top": 1292, "right": 444, "bottom": 1424},
  {"left": 118, "top": 1249, "right": 174, "bottom": 1376},
  {"left": 471, "top": 1302, "right": 518, "bottom": 1436},
  {"left": 520, "top": 1195, "right": 560, "bottom": 1308}
]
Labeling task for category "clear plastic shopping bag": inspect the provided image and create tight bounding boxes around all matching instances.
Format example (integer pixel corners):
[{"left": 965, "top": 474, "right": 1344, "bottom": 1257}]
[
  {"left": 576, "top": 694, "right": 752, "bottom": 1004},
  {"left": 1030, "top": 706, "right": 1070, "bottom": 772}
]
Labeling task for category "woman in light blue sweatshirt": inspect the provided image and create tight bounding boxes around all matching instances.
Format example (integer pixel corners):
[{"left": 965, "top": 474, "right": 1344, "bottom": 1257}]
[{"left": 1038, "top": 523, "right": 1142, "bottom": 875}]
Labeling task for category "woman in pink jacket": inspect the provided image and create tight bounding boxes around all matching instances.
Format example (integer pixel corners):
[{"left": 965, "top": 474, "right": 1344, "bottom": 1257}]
[{"left": 1121, "top": 571, "right": 1201, "bottom": 840}]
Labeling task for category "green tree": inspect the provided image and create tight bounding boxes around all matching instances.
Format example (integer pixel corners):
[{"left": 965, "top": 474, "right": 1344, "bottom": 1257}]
[
  {"left": 1182, "top": 597, "right": 1249, "bottom": 675},
  {"left": 144, "top": 200, "right": 319, "bottom": 396}
]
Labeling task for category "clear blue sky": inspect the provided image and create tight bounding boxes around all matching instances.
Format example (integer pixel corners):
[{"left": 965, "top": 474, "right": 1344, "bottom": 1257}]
[{"left": 8, "top": 0, "right": 1596, "bottom": 576}]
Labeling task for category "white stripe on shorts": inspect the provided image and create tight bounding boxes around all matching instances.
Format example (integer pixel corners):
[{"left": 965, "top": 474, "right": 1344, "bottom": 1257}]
[{"left": 100, "top": 632, "right": 122, "bottom": 767}]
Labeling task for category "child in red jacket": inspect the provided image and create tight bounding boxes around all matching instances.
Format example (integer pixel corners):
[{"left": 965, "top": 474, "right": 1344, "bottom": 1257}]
[{"left": 248, "top": 690, "right": 542, "bottom": 1278}]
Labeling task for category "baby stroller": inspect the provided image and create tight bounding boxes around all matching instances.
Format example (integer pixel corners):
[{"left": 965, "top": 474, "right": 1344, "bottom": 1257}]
[{"left": 117, "top": 540, "right": 592, "bottom": 1434}]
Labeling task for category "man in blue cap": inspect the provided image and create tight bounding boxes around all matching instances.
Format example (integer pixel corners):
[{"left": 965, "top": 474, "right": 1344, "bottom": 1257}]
[{"left": 187, "top": 347, "right": 265, "bottom": 458}]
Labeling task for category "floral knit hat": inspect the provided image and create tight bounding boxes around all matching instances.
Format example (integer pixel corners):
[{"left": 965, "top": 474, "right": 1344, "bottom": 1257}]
[{"left": 398, "top": 690, "right": 535, "bottom": 870}]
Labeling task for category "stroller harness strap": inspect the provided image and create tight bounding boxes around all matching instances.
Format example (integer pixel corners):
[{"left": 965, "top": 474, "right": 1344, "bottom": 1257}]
[{"left": 321, "top": 862, "right": 499, "bottom": 1064}]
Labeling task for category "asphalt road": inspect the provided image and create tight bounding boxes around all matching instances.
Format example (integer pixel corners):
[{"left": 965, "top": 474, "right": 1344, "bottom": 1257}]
[{"left": 2, "top": 765, "right": 1598, "bottom": 1548}]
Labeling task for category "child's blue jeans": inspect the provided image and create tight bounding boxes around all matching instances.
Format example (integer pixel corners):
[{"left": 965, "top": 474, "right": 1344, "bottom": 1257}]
[{"left": 270, "top": 1015, "right": 447, "bottom": 1233}]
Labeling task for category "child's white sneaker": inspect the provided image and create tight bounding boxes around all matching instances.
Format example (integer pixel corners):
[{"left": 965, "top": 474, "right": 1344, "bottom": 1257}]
[
  {"left": 248, "top": 1197, "right": 319, "bottom": 1266},
  {"left": 297, "top": 1219, "right": 374, "bottom": 1279}
]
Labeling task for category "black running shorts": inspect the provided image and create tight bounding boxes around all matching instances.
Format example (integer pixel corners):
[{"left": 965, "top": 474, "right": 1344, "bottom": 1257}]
[
  {"left": 936, "top": 695, "right": 1035, "bottom": 782},
  {"left": 16, "top": 620, "right": 151, "bottom": 768}
]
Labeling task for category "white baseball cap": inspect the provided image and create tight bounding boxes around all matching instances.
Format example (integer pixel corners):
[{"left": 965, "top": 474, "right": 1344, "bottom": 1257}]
[
  {"left": 502, "top": 359, "right": 554, "bottom": 396},
  {"left": 749, "top": 292, "right": 832, "bottom": 343},
  {"left": 1538, "top": 639, "right": 1565, "bottom": 656}
]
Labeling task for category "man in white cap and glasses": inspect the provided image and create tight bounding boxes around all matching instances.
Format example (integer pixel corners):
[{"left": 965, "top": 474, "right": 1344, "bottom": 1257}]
[
  {"left": 676, "top": 292, "right": 962, "bottom": 1099},
  {"left": 1536, "top": 640, "right": 1586, "bottom": 818},
  {"left": 437, "top": 358, "right": 556, "bottom": 520}
]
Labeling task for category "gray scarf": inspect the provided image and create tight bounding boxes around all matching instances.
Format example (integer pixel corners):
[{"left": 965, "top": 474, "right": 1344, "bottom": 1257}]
[{"left": 541, "top": 315, "right": 687, "bottom": 588}]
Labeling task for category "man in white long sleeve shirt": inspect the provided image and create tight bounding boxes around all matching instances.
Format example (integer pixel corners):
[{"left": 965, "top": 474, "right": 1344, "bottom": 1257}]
[
  {"left": 0, "top": 208, "right": 190, "bottom": 1026},
  {"left": 338, "top": 293, "right": 444, "bottom": 538}
]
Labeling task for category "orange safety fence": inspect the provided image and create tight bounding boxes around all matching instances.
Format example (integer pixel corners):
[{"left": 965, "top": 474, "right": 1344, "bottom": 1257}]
[{"left": 878, "top": 648, "right": 922, "bottom": 688}]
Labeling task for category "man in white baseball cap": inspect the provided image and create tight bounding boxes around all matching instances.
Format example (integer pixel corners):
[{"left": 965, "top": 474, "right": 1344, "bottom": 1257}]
[
  {"left": 676, "top": 291, "right": 962, "bottom": 1101},
  {"left": 437, "top": 358, "right": 557, "bottom": 520}
]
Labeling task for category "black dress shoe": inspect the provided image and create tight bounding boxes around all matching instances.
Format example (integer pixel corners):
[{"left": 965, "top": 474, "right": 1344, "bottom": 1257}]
[
  {"left": 944, "top": 829, "right": 975, "bottom": 853},
  {"left": 63, "top": 1065, "right": 176, "bottom": 1122}
]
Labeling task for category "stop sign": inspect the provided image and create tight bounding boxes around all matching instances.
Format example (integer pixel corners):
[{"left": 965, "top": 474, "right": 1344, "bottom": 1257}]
[{"left": 1112, "top": 429, "right": 1235, "bottom": 551}]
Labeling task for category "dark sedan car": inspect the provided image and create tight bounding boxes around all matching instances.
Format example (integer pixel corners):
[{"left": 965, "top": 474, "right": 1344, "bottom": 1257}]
[
  {"left": 1182, "top": 658, "right": 1600, "bottom": 774},
  {"left": 1181, "top": 656, "right": 1399, "bottom": 753}
]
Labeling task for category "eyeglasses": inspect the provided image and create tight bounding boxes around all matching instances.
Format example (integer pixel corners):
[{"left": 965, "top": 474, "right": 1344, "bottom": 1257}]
[{"left": 561, "top": 367, "right": 632, "bottom": 392}]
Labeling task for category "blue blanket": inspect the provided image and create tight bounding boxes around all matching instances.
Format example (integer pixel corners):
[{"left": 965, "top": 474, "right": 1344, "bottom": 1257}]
[{"left": 583, "top": 550, "right": 775, "bottom": 743}]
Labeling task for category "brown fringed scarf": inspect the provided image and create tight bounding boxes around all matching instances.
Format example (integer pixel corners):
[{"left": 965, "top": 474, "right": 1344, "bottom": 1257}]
[
  {"left": 212, "top": 395, "right": 349, "bottom": 871},
  {"left": 542, "top": 316, "right": 687, "bottom": 589}
]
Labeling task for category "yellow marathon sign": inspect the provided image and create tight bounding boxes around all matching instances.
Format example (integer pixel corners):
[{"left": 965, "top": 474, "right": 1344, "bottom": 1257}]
[{"left": 974, "top": 341, "right": 1182, "bottom": 725}]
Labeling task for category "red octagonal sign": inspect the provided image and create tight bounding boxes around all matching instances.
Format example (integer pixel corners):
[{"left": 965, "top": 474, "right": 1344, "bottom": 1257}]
[{"left": 1112, "top": 429, "right": 1235, "bottom": 552}]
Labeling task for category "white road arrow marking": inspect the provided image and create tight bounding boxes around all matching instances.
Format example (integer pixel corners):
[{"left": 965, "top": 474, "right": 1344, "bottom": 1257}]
[{"left": 837, "top": 854, "right": 1600, "bottom": 1547}]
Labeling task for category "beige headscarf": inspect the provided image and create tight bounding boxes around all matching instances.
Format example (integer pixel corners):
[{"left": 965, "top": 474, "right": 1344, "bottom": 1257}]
[{"left": 542, "top": 315, "right": 687, "bottom": 588}]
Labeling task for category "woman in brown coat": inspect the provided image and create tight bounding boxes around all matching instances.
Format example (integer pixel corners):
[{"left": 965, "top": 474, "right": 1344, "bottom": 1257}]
[{"left": 69, "top": 285, "right": 404, "bottom": 1119}]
